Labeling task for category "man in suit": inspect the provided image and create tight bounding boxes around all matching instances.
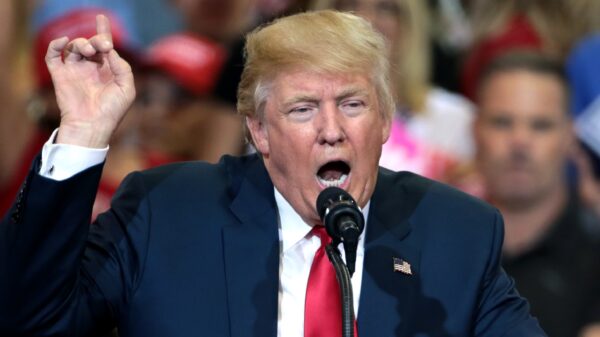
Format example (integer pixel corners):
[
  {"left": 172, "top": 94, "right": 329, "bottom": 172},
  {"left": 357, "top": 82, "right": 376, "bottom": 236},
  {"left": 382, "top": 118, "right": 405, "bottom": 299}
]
[{"left": 0, "top": 10, "right": 545, "bottom": 336}]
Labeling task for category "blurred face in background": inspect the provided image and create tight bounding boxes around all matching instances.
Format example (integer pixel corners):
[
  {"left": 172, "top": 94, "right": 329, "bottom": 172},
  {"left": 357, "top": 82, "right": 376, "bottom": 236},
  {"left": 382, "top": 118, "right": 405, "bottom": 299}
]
[{"left": 475, "top": 70, "right": 573, "bottom": 209}]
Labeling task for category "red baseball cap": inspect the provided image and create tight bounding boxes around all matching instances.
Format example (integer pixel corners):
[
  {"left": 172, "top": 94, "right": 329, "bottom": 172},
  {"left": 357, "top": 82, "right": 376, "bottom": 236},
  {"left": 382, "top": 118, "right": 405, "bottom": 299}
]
[
  {"left": 33, "top": 7, "right": 135, "bottom": 89},
  {"left": 143, "top": 33, "right": 227, "bottom": 96}
]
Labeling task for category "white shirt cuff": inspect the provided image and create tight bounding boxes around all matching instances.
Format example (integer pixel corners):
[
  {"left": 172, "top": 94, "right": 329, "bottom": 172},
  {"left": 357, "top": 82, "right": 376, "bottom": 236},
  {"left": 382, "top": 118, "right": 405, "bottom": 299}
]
[{"left": 40, "top": 129, "right": 109, "bottom": 181}]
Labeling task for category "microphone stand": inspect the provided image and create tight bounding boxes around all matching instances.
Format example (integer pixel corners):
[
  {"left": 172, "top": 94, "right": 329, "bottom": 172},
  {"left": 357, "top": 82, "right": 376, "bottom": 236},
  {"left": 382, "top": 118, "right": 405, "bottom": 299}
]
[{"left": 325, "top": 242, "right": 355, "bottom": 337}]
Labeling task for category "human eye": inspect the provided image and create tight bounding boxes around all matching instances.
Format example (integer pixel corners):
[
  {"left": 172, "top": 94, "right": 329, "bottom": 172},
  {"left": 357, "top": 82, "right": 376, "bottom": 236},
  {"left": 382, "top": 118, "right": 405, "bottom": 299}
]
[
  {"left": 488, "top": 115, "right": 512, "bottom": 129},
  {"left": 287, "top": 104, "right": 316, "bottom": 122},
  {"left": 290, "top": 106, "right": 312, "bottom": 114},
  {"left": 340, "top": 99, "right": 367, "bottom": 117},
  {"left": 531, "top": 118, "right": 556, "bottom": 132}
]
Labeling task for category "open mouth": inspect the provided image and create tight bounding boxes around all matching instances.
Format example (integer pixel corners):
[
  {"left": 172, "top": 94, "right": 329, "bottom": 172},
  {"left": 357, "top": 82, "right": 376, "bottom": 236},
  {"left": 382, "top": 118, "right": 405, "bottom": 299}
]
[{"left": 317, "top": 160, "right": 350, "bottom": 188}]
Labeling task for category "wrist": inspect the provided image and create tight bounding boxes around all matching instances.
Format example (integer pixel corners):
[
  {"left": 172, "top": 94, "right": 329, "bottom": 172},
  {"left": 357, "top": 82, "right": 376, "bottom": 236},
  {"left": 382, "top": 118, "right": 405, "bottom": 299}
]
[{"left": 56, "top": 122, "right": 113, "bottom": 148}]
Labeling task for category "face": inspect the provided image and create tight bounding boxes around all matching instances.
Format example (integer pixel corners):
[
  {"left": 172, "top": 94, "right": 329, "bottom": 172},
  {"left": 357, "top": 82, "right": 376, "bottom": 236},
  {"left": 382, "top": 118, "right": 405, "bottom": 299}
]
[
  {"left": 475, "top": 70, "right": 573, "bottom": 208},
  {"left": 247, "top": 70, "right": 391, "bottom": 224}
]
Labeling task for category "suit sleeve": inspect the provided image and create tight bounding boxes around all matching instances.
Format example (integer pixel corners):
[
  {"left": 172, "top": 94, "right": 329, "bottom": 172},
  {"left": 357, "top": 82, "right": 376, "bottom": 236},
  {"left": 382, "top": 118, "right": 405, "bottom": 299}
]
[
  {"left": 473, "top": 210, "right": 547, "bottom": 336},
  {"left": 0, "top": 156, "right": 150, "bottom": 336}
]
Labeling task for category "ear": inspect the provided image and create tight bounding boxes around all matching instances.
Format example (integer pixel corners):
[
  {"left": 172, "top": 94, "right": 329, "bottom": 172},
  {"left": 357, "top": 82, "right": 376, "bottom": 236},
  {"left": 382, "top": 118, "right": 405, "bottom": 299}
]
[
  {"left": 246, "top": 116, "right": 270, "bottom": 155},
  {"left": 381, "top": 115, "right": 392, "bottom": 144}
]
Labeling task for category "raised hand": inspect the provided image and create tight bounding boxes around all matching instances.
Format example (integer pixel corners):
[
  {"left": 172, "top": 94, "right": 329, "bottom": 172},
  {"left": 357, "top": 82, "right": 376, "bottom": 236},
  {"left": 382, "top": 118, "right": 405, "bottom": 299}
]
[{"left": 46, "top": 14, "right": 135, "bottom": 148}]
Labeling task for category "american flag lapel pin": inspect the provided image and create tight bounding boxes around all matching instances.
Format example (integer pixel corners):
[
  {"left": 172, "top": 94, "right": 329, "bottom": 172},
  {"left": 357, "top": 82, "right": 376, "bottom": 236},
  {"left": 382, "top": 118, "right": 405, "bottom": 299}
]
[{"left": 393, "top": 257, "right": 412, "bottom": 275}]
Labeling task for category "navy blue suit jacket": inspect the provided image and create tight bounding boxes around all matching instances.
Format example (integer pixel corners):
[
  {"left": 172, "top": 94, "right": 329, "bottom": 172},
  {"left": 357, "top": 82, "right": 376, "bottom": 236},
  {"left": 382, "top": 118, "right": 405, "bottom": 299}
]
[{"left": 1, "top": 154, "right": 545, "bottom": 336}]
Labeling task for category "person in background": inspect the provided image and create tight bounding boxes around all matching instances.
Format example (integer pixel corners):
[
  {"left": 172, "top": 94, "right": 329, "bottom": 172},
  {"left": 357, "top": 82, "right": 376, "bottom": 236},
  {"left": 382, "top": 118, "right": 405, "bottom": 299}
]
[
  {"left": 0, "top": 0, "right": 32, "bottom": 216},
  {"left": 140, "top": 33, "right": 244, "bottom": 162},
  {"left": 462, "top": 0, "right": 576, "bottom": 101},
  {"left": 312, "top": 0, "right": 475, "bottom": 187},
  {"left": 426, "top": 0, "right": 474, "bottom": 93},
  {"left": 474, "top": 52, "right": 600, "bottom": 337}
]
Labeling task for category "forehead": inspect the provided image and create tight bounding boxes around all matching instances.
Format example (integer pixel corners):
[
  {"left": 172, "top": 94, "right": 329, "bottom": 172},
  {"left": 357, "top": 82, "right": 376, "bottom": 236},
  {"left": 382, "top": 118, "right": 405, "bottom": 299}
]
[
  {"left": 268, "top": 69, "right": 375, "bottom": 100},
  {"left": 479, "top": 70, "right": 567, "bottom": 118}
]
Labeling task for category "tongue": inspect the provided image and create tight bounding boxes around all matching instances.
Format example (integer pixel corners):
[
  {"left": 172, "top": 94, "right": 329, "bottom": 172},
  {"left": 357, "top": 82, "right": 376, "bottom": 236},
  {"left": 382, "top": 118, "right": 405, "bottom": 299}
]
[{"left": 319, "top": 169, "right": 343, "bottom": 181}]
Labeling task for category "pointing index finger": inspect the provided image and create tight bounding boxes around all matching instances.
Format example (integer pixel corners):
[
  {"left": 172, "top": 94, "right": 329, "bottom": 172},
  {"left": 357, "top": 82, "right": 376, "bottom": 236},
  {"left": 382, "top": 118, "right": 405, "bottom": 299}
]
[{"left": 95, "top": 14, "right": 113, "bottom": 49}]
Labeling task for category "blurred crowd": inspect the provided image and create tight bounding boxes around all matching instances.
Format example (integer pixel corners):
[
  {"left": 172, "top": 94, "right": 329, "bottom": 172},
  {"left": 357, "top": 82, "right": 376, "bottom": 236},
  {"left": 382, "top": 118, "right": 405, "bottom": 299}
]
[{"left": 1, "top": 0, "right": 600, "bottom": 336}]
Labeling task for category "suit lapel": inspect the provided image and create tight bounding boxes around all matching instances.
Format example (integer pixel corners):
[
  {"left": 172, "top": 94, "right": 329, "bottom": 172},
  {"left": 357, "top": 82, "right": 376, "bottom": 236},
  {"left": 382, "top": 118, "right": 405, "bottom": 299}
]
[
  {"left": 357, "top": 169, "right": 432, "bottom": 337},
  {"left": 222, "top": 155, "right": 279, "bottom": 337}
]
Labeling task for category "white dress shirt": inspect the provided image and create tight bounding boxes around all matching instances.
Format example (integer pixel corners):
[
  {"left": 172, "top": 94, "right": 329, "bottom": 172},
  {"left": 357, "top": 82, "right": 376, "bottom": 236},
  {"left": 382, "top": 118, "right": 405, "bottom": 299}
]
[
  {"left": 39, "top": 129, "right": 368, "bottom": 337},
  {"left": 275, "top": 189, "right": 367, "bottom": 337},
  {"left": 40, "top": 129, "right": 108, "bottom": 180}
]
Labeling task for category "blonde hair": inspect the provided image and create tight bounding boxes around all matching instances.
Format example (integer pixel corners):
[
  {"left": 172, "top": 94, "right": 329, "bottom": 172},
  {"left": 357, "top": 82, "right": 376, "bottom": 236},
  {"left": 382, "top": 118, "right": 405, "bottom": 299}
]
[
  {"left": 471, "top": 0, "right": 576, "bottom": 60},
  {"left": 393, "top": 0, "right": 430, "bottom": 113},
  {"left": 237, "top": 10, "right": 395, "bottom": 141},
  {"left": 311, "top": 0, "right": 431, "bottom": 113}
]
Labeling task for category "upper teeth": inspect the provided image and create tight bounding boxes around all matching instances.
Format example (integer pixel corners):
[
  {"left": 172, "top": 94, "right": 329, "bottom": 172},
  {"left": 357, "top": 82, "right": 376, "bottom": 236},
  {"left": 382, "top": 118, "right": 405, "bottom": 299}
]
[{"left": 318, "top": 174, "right": 348, "bottom": 187}]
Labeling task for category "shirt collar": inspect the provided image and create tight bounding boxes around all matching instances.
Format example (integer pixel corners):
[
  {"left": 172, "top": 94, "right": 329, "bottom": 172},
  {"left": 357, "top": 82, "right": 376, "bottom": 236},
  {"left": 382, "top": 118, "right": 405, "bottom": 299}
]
[{"left": 274, "top": 187, "right": 370, "bottom": 253}]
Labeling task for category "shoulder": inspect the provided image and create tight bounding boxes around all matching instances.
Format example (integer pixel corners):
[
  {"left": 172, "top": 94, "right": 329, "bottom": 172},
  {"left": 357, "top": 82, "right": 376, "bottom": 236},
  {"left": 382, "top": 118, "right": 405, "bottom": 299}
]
[
  {"left": 375, "top": 168, "right": 500, "bottom": 235},
  {"left": 115, "top": 154, "right": 263, "bottom": 202},
  {"left": 137, "top": 153, "right": 257, "bottom": 183},
  {"left": 378, "top": 168, "right": 494, "bottom": 213}
]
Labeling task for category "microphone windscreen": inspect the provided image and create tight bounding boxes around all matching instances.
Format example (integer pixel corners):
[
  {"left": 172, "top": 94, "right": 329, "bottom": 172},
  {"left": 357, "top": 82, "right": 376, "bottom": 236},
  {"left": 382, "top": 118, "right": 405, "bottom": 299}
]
[{"left": 316, "top": 187, "right": 353, "bottom": 220}]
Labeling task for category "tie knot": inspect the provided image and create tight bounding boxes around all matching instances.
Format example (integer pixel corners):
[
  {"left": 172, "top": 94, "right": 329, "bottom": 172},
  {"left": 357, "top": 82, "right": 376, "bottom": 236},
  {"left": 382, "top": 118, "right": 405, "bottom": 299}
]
[{"left": 311, "top": 225, "right": 331, "bottom": 246}]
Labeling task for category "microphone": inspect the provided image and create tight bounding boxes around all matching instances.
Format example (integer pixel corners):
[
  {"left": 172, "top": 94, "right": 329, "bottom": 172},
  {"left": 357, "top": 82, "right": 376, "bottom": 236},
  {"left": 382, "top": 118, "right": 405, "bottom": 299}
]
[{"left": 316, "top": 187, "right": 365, "bottom": 276}]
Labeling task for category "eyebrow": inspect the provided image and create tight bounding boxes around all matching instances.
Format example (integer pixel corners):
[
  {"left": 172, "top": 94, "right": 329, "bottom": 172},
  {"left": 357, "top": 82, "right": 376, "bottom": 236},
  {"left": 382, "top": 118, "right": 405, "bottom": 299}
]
[
  {"left": 281, "top": 87, "right": 369, "bottom": 109},
  {"left": 335, "top": 87, "right": 369, "bottom": 102},
  {"left": 282, "top": 95, "right": 320, "bottom": 108}
]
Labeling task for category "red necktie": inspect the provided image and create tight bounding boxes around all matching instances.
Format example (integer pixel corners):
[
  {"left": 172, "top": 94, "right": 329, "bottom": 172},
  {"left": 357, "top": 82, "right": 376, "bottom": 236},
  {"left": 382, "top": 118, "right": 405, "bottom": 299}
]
[{"left": 304, "top": 226, "right": 357, "bottom": 337}]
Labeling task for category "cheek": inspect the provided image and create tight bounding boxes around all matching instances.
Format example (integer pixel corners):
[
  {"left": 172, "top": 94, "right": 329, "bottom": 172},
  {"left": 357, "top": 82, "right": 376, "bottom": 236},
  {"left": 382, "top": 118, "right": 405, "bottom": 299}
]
[
  {"left": 478, "top": 138, "right": 508, "bottom": 165},
  {"left": 269, "top": 132, "right": 312, "bottom": 166},
  {"left": 539, "top": 139, "right": 569, "bottom": 165},
  {"left": 476, "top": 135, "right": 496, "bottom": 154}
]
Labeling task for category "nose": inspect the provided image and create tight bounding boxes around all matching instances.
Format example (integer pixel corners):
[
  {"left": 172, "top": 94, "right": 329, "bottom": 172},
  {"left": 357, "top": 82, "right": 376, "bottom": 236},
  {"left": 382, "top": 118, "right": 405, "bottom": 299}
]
[
  {"left": 317, "top": 103, "right": 346, "bottom": 146},
  {"left": 509, "top": 123, "right": 532, "bottom": 150}
]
